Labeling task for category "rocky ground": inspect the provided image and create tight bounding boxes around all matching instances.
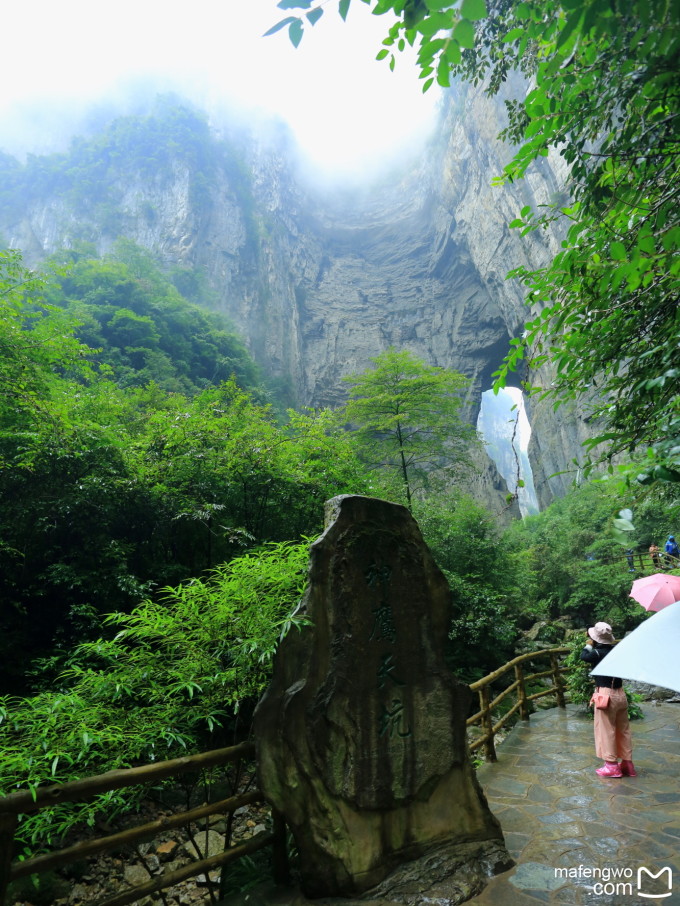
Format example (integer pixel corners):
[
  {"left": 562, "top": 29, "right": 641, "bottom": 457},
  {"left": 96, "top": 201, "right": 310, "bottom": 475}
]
[{"left": 9, "top": 791, "right": 274, "bottom": 906}]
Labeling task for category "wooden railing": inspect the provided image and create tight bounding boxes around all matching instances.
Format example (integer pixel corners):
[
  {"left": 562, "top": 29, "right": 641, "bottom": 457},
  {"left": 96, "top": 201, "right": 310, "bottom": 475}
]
[
  {"left": 594, "top": 550, "right": 679, "bottom": 572},
  {"left": 1, "top": 648, "right": 574, "bottom": 904},
  {"left": 466, "top": 646, "right": 570, "bottom": 763},
  {"left": 0, "top": 740, "right": 287, "bottom": 906}
]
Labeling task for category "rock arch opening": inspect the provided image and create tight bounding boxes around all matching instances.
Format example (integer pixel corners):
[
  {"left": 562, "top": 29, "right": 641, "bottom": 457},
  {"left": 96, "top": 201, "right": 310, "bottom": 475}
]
[{"left": 477, "top": 387, "right": 539, "bottom": 516}]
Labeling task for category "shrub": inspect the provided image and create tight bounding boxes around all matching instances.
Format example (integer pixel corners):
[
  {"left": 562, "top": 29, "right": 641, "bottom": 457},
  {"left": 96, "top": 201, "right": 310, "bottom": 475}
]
[{"left": 0, "top": 540, "right": 310, "bottom": 850}]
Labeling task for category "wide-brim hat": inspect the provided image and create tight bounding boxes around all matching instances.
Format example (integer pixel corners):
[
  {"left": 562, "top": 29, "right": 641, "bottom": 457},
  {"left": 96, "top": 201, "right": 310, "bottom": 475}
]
[{"left": 588, "top": 621, "right": 615, "bottom": 645}]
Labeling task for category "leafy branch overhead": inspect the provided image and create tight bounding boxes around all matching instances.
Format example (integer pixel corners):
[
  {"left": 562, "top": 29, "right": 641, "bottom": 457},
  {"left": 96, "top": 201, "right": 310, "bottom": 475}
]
[
  {"left": 265, "top": 0, "right": 488, "bottom": 83},
  {"left": 268, "top": 0, "right": 680, "bottom": 484}
]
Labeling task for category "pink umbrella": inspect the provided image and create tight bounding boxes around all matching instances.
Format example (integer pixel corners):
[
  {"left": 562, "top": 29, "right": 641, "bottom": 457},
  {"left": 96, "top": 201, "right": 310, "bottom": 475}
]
[{"left": 629, "top": 573, "right": 680, "bottom": 612}]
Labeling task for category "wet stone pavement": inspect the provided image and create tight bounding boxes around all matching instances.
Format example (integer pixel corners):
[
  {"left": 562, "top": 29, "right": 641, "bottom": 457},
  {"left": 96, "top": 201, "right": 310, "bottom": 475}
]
[
  {"left": 219, "top": 703, "right": 680, "bottom": 906},
  {"left": 466, "top": 702, "right": 680, "bottom": 906}
]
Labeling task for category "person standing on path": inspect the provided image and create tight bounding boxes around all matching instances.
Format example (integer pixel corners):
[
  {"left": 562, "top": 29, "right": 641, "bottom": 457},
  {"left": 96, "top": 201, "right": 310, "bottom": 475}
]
[
  {"left": 580, "top": 621, "right": 636, "bottom": 778},
  {"left": 649, "top": 543, "right": 661, "bottom": 569}
]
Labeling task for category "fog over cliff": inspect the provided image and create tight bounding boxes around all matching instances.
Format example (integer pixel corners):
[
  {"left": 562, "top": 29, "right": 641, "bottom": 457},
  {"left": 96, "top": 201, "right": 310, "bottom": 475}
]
[{"left": 0, "top": 82, "right": 593, "bottom": 511}]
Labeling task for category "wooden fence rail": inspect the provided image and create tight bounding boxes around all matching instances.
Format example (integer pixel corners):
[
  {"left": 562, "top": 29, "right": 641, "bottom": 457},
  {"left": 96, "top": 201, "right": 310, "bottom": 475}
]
[
  {"left": 0, "top": 740, "right": 288, "bottom": 906},
  {"left": 1, "top": 646, "right": 573, "bottom": 904},
  {"left": 466, "top": 647, "right": 571, "bottom": 762},
  {"left": 596, "top": 550, "right": 679, "bottom": 572}
]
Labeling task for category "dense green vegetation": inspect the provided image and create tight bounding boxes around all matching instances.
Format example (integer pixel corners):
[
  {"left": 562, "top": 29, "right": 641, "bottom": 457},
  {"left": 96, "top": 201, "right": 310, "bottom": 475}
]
[
  {"left": 4, "top": 400, "right": 678, "bottom": 850},
  {"left": 45, "top": 240, "right": 260, "bottom": 395},
  {"left": 0, "top": 238, "right": 680, "bottom": 851},
  {"left": 1, "top": 42, "right": 679, "bottom": 859},
  {"left": 0, "top": 98, "right": 218, "bottom": 222},
  {"left": 0, "top": 248, "right": 368, "bottom": 694},
  {"left": 1, "top": 541, "right": 309, "bottom": 849}
]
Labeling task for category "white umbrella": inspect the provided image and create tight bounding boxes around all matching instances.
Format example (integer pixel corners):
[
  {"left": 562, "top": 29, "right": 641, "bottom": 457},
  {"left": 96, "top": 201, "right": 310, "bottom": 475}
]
[{"left": 589, "top": 603, "right": 680, "bottom": 693}]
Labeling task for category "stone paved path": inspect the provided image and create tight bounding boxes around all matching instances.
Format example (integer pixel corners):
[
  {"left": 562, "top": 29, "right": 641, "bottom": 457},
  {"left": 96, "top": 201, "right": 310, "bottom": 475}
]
[
  {"left": 218, "top": 702, "right": 680, "bottom": 906},
  {"left": 467, "top": 702, "right": 680, "bottom": 905}
]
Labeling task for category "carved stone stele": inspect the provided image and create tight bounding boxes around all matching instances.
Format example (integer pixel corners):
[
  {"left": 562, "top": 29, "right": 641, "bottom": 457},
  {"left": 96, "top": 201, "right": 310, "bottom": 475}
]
[{"left": 254, "top": 495, "right": 506, "bottom": 897}]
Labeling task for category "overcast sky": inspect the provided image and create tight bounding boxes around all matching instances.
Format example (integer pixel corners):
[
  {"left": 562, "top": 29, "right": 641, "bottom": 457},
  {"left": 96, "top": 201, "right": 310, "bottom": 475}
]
[{"left": 0, "top": 0, "right": 441, "bottom": 175}]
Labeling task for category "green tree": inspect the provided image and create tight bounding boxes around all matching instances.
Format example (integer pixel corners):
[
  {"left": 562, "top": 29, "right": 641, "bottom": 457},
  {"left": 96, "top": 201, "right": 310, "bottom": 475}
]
[
  {"left": 339, "top": 348, "right": 478, "bottom": 509},
  {"left": 272, "top": 0, "right": 680, "bottom": 483},
  {"left": 0, "top": 249, "right": 93, "bottom": 439},
  {"left": 415, "top": 491, "right": 525, "bottom": 680},
  {"left": 502, "top": 479, "right": 657, "bottom": 626},
  {"left": 0, "top": 251, "right": 151, "bottom": 690},
  {"left": 44, "top": 245, "right": 262, "bottom": 396}
]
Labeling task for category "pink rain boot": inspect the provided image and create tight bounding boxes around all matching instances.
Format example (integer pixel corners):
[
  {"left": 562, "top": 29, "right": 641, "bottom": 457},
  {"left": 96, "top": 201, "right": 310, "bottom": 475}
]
[
  {"left": 620, "top": 760, "right": 637, "bottom": 776},
  {"left": 596, "top": 761, "right": 623, "bottom": 778}
]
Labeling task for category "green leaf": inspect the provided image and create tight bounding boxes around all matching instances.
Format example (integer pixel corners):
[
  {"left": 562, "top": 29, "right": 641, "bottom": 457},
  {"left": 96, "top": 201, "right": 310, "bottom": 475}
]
[
  {"left": 417, "top": 12, "right": 452, "bottom": 36},
  {"left": 609, "top": 241, "right": 626, "bottom": 261},
  {"left": 453, "top": 18, "right": 475, "bottom": 48},
  {"left": 263, "top": 16, "right": 298, "bottom": 37},
  {"left": 306, "top": 7, "right": 324, "bottom": 25},
  {"left": 437, "top": 58, "right": 451, "bottom": 87},
  {"left": 460, "top": 0, "right": 487, "bottom": 20},
  {"left": 556, "top": 9, "right": 584, "bottom": 51},
  {"left": 503, "top": 26, "right": 524, "bottom": 42},
  {"left": 445, "top": 40, "right": 462, "bottom": 65},
  {"left": 289, "top": 19, "right": 305, "bottom": 46},
  {"left": 339, "top": 0, "right": 351, "bottom": 20}
]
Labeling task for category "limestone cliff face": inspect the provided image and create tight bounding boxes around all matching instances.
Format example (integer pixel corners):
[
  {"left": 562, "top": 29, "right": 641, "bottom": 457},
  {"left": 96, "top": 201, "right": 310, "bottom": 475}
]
[{"left": 1, "top": 87, "right": 588, "bottom": 508}]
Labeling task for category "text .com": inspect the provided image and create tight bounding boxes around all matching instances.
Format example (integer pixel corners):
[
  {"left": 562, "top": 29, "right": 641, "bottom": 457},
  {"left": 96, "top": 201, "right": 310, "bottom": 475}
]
[{"left": 554, "top": 865, "right": 673, "bottom": 898}]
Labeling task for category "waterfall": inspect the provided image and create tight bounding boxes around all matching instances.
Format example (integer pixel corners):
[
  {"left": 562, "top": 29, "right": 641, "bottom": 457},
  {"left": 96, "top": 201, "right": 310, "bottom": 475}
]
[{"left": 477, "top": 388, "right": 539, "bottom": 516}]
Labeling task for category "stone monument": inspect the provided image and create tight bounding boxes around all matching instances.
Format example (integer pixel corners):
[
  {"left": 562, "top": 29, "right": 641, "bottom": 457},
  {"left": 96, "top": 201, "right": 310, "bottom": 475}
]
[{"left": 254, "top": 495, "right": 509, "bottom": 899}]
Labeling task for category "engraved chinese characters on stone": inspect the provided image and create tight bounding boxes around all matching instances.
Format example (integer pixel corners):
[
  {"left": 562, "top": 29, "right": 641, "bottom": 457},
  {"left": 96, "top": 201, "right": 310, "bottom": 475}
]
[{"left": 365, "top": 563, "right": 412, "bottom": 738}]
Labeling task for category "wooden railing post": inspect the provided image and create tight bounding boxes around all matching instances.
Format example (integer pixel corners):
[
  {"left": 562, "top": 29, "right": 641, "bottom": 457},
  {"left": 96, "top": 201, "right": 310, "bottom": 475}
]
[
  {"left": 0, "top": 812, "right": 18, "bottom": 906},
  {"left": 479, "top": 686, "right": 497, "bottom": 762},
  {"left": 514, "top": 663, "right": 530, "bottom": 721},
  {"left": 551, "top": 654, "right": 566, "bottom": 708},
  {"left": 271, "top": 809, "right": 289, "bottom": 884}
]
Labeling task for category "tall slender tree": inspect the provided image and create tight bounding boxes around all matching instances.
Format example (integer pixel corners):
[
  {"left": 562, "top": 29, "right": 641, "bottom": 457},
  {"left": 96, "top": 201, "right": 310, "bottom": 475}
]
[{"left": 339, "top": 348, "right": 478, "bottom": 509}]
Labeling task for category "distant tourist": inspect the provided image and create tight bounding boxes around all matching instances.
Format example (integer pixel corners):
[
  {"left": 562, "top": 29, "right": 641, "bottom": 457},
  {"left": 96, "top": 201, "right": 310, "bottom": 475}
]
[
  {"left": 649, "top": 543, "right": 661, "bottom": 569},
  {"left": 664, "top": 535, "right": 679, "bottom": 566},
  {"left": 580, "top": 622, "right": 635, "bottom": 779},
  {"left": 625, "top": 549, "right": 635, "bottom": 572}
]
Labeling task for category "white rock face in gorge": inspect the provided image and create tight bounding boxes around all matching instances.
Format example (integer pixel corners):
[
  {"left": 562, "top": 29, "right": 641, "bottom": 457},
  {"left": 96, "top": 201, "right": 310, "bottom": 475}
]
[{"left": 1, "top": 85, "right": 592, "bottom": 508}]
